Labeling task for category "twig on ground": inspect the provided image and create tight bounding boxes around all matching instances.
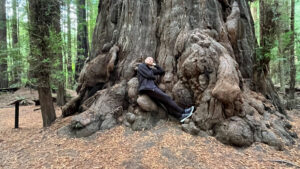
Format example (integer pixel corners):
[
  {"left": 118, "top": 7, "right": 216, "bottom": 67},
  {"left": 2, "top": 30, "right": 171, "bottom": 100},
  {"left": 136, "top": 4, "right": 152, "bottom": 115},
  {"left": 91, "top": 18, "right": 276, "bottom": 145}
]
[
  {"left": 270, "top": 159, "right": 300, "bottom": 168},
  {"left": 34, "top": 108, "right": 41, "bottom": 111}
]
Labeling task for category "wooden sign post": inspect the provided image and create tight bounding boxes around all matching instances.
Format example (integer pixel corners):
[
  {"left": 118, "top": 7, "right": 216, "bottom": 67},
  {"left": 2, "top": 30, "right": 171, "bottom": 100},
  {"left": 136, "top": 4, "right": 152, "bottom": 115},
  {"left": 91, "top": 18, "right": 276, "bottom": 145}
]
[{"left": 15, "top": 101, "right": 20, "bottom": 128}]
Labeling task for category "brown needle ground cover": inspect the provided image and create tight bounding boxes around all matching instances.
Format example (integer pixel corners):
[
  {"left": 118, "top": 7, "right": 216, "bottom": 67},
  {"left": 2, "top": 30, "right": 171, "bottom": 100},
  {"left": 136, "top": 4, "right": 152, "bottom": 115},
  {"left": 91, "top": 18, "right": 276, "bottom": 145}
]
[{"left": 0, "top": 103, "right": 300, "bottom": 168}]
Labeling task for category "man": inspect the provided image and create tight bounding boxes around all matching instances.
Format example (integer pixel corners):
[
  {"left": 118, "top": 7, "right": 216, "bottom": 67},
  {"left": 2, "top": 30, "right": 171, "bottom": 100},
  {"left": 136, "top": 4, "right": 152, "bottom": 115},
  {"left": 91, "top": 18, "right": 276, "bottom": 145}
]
[{"left": 137, "top": 57, "right": 194, "bottom": 122}]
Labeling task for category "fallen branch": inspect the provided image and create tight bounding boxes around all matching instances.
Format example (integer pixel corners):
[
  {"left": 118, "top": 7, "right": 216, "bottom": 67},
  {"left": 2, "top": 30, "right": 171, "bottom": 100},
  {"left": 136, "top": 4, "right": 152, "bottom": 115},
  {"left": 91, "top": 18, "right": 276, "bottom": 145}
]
[
  {"left": 274, "top": 85, "right": 300, "bottom": 92},
  {"left": 34, "top": 108, "right": 41, "bottom": 111},
  {"left": 0, "top": 87, "right": 19, "bottom": 92},
  {"left": 270, "top": 159, "right": 300, "bottom": 168}
]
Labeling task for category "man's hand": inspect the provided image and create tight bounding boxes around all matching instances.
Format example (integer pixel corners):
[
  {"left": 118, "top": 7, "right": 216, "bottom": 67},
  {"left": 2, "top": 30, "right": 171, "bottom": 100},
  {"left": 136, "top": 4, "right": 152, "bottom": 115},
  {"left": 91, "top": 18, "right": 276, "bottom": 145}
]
[{"left": 145, "top": 57, "right": 156, "bottom": 66}]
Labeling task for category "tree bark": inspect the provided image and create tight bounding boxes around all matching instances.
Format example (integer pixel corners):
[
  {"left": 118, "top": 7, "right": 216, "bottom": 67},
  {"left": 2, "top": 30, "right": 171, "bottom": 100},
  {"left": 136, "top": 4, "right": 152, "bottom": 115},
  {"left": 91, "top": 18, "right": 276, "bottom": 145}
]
[
  {"left": 12, "top": 0, "right": 18, "bottom": 44},
  {"left": 289, "top": 0, "right": 296, "bottom": 100},
  {"left": 255, "top": 0, "right": 276, "bottom": 92},
  {"left": 276, "top": 0, "right": 290, "bottom": 94},
  {"left": 61, "top": 0, "right": 296, "bottom": 148},
  {"left": 53, "top": 0, "right": 66, "bottom": 106},
  {"left": 75, "top": 0, "right": 89, "bottom": 81},
  {"left": 11, "top": 0, "right": 21, "bottom": 85},
  {"left": 253, "top": 0, "right": 285, "bottom": 115},
  {"left": 38, "top": 83, "right": 57, "bottom": 127},
  {"left": 28, "top": 0, "right": 56, "bottom": 127},
  {"left": 67, "top": 0, "right": 73, "bottom": 88},
  {"left": 0, "top": 0, "right": 8, "bottom": 88}
]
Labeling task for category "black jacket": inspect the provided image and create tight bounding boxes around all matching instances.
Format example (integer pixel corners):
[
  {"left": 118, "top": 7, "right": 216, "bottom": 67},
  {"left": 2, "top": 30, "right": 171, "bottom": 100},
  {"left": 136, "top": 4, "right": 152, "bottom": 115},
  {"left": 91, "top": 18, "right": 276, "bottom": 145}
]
[{"left": 137, "top": 63, "right": 165, "bottom": 92}]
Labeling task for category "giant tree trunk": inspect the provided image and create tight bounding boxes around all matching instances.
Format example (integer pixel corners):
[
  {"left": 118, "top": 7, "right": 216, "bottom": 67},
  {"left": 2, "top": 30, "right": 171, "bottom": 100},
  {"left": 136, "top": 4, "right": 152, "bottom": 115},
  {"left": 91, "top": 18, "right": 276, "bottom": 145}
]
[
  {"left": 61, "top": 0, "right": 297, "bottom": 149},
  {"left": 0, "top": 0, "right": 8, "bottom": 88},
  {"left": 28, "top": 0, "right": 57, "bottom": 127}
]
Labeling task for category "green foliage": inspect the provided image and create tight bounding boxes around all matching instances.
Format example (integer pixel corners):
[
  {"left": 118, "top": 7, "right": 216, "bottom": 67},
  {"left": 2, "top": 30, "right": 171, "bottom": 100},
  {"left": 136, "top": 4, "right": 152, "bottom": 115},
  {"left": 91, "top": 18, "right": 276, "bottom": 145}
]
[
  {"left": 15, "top": 95, "right": 25, "bottom": 101},
  {"left": 3, "top": 0, "right": 30, "bottom": 87},
  {"left": 297, "top": 63, "right": 300, "bottom": 81},
  {"left": 87, "top": 0, "right": 99, "bottom": 45},
  {"left": 251, "top": 0, "right": 300, "bottom": 85},
  {"left": 2, "top": 0, "right": 99, "bottom": 90}
]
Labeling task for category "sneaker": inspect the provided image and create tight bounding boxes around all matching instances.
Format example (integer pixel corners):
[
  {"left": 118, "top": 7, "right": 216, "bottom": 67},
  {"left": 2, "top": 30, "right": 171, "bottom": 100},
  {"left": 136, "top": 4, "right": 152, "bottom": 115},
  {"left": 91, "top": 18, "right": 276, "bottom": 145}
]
[
  {"left": 180, "top": 106, "right": 194, "bottom": 123},
  {"left": 184, "top": 107, "right": 193, "bottom": 114}
]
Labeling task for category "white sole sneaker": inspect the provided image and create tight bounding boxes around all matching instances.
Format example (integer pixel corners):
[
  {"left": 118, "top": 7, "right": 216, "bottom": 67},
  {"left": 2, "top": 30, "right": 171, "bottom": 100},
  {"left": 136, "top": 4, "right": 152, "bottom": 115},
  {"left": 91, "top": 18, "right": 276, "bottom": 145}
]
[{"left": 180, "top": 106, "right": 194, "bottom": 123}]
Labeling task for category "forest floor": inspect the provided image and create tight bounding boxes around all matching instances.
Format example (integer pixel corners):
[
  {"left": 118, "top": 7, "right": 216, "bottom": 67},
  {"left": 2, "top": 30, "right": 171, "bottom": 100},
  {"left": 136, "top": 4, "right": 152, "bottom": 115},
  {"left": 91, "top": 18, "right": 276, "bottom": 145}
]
[{"left": 0, "top": 90, "right": 300, "bottom": 169}]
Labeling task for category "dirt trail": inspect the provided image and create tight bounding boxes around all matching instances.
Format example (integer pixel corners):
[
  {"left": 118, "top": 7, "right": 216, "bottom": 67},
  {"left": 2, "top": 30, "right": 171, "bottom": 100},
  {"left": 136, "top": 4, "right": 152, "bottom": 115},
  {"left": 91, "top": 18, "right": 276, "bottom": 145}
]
[{"left": 0, "top": 103, "right": 300, "bottom": 169}]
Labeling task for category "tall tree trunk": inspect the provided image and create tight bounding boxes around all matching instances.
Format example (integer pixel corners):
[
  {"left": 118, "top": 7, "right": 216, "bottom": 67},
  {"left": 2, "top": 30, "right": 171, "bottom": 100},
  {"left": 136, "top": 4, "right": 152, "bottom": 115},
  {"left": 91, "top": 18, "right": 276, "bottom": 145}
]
[
  {"left": 12, "top": 0, "right": 18, "bottom": 44},
  {"left": 276, "top": 0, "right": 290, "bottom": 93},
  {"left": 26, "top": 0, "right": 36, "bottom": 85},
  {"left": 28, "top": 0, "right": 56, "bottom": 127},
  {"left": 38, "top": 82, "right": 56, "bottom": 127},
  {"left": 61, "top": 0, "right": 296, "bottom": 149},
  {"left": 54, "top": 0, "right": 66, "bottom": 106},
  {"left": 289, "top": 0, "right": 296, "bottom": 100},
  {"left": 0, "top": 0, "right": 8, "bottom": 88},
  {"left": 75, "top": 0, "right": 88, "bottom": 81},
  {"left": 67, "top": 0, "right": 73, "bottom": 88},
  {"left": 11, "top": 0, "right": 20, "bottom": 85},
  {"left": 253, "top": 0, "right": 285, "bottom": 114},
  {"left": 277, "top": 33, "right": 288, "bottom": 93},
  {"left": 87, "top": 0, "right": 91, "bottom": 45},
  {"left": 256, "top": 0, "right": 276, "bottom": 90}
]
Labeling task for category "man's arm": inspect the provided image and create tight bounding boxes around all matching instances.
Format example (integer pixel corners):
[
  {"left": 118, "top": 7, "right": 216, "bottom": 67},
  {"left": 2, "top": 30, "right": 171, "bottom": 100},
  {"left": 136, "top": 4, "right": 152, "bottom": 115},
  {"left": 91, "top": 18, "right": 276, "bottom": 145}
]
[
  {"left": 138, "top": 64, "right": 156, "bottom": 80},
  {"left": 152, "top": 65, "right": 165, "bottom": 75}
]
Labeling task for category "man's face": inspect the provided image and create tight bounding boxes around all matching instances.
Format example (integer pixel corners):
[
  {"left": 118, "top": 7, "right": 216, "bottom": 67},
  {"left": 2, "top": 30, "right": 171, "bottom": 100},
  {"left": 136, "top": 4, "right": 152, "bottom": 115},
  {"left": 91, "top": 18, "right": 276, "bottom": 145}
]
[{"left": 145, "top": 57, "right": 154, "bottom": 66}]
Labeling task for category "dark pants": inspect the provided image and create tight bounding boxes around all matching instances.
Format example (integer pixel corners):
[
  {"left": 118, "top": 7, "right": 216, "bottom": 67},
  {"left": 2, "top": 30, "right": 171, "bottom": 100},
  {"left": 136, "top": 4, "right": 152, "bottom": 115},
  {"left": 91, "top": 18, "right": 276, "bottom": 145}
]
[{"left": 141, "top": 87, "right": 184, "bottom": 118}]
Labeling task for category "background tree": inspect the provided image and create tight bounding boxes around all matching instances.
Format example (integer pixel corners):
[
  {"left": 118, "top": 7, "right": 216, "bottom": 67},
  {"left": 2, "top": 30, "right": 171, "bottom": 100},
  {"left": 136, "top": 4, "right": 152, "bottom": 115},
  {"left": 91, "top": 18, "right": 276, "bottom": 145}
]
[
  {"left": 53, "top": 0, "right": 66, "bottom": 106},
  {"left": 289, "top": 0, "right": 296, "bottom": 100},
  {"left": 276, "top": 0, "right": 290, "bottom": 93},
  {"left": 0, "top": 0, "right": 8, "bottom": 88},
  {"left": 11, "top": 0, "right": 21, "bottom": 85},
  {"left": 251, "top": 0, "right": 285, "bottom": 114},
  {"left": 256, "top": 0, "right": 277, "bottom": 90},
  {"left": 28, "top": 0, "right": 57, "bottom": 127},
  {"left": 67, "top": 0, "right": 73, "bottom": 88},
  {"left": 75, "top": 0, "right": 88, "bottom": 80}
]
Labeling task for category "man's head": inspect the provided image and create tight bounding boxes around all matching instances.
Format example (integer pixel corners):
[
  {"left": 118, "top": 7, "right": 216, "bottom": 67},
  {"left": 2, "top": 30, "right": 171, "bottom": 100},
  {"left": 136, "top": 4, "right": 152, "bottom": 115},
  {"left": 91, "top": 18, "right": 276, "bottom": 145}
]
[{"left": 145, "top": 57, "right": 155, "bottom": 66}]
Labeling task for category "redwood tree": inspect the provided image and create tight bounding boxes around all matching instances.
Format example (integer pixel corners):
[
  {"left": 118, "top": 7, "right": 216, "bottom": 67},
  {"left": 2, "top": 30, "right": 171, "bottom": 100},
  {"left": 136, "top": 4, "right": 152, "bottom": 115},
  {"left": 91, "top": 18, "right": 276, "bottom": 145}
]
[
  {"left": 0, "top": 0, "right": 8, "bottom": 88},
  {"left": 254, "top": 0, "right": 285, "bottom": 114},
  {"left": 75, "top": 0, "right": 88, "bottom": 80},
  {"left": 67, "top": 0, "right": 73, "bottom": 87},
  {"left": 289, "top": 0, "right": 296, "bottom": 100},
  {"left": 28, "top": 0, "right": 57, "bottom": 127},
  {"left": 276, "top": 0, "right": 290, "bottom": 93},
  {"left": 11, "top": 0, "right": 21, "bottom": 84},
  {"left": 53, "top": 0, "right": 65, "bottom": 106},
  {"left": 61, "top": 0, "right": 297, "bottom": 149}
]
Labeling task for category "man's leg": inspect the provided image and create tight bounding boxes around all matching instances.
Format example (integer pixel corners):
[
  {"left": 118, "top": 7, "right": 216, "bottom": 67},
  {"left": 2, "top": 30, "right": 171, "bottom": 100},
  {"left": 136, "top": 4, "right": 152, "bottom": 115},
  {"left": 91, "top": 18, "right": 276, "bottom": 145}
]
[{"left": 142, "top": 88, "right": 184, "bottom": 118}]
